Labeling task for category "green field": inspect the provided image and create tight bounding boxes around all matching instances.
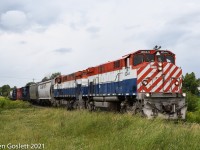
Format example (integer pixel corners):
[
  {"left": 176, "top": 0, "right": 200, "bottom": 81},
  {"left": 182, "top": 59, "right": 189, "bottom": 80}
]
[{"left": 1, "top": 97, "right": 200, "bottom": 150}]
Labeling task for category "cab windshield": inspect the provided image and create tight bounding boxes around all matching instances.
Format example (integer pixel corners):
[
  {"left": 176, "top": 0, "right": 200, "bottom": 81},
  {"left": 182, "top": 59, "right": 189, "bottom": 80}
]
[
  {"left": 156, "top": 54, "right": 175, "bottom": 64},
  {"left": 133, "top": 54, "right": 155, "bottom": 66},
  {"left": 145, "top": 54, "right": 155, "bottom": 62},
  {"left": 133, "top": 53, "right": 175, "bottom": 66}
]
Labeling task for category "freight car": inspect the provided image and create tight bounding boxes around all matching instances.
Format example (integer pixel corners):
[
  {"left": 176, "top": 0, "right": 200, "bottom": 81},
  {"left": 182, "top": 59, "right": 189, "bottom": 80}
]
[
  {"left": 29, "top": 83, "right": 38, "bottom": 104},
  {"left": 29, "top": 80, "right": 55, "bottom": 106},
  {"left": 17, "top": 88, "right": 22, "bottom": 100},
  {"left": 11, "top": 88, "right": 23, "bottom": 100},
  {"left": 22, "top": 86, "right": 30, "bottom": 101},
  {"left": 51, "top": 48, "right": 187, "bottom": 119},
  {"left": 37, "top": 80, "right": 54, "bottom": 105}
]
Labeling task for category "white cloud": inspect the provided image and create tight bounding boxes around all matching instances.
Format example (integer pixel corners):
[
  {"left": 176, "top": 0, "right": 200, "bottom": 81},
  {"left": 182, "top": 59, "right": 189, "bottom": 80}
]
[{"left": 0, "top": 10, "right": 29, "bottom": 32}]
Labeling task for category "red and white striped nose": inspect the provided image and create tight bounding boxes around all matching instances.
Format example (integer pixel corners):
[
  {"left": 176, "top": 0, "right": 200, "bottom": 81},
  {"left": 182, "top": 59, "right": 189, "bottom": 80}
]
[{"left": 137, "top": 62, "right": 182, "bottom": 93}]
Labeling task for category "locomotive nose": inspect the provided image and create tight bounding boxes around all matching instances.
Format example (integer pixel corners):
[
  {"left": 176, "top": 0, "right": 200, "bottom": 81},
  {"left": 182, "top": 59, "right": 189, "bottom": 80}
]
[{"left": 137, "top": 62, "right": 182, "bottom": 93}]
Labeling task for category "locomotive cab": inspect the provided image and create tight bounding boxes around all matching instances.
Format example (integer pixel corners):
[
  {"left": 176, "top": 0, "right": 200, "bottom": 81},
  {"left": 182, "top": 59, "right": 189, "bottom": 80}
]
[{"left": 130, "top": 49, "right": 187, "bottom": 119}]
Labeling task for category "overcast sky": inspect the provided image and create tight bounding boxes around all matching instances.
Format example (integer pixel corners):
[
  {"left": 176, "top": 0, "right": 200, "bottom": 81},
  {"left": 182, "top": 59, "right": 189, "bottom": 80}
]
[{"left": 0, "top": 0, "right": 200, "bottom": 88}]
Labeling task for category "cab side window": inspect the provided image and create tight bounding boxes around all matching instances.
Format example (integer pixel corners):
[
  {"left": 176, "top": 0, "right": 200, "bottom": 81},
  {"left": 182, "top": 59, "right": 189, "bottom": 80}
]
[
  {"left": 145, "top": 54, "right": 155, "bottom": 62},
  {"left": 157, "top": 54, "right": 165, "bottom": 62},
  {"left": 133, "top": 54, "right": 144, "bottom": 66},
  {"left": 166, "top": 55, "right": 175, "bottom": 64}
]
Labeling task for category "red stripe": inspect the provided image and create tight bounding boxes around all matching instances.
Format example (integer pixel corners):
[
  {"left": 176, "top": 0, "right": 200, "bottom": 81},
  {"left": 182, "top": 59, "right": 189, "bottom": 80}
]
[
  {"left": 137, "top": 66, "right": 146, "bottom": 75},
  {"left": 147, "top": 77, "right": 163, "bottom": 92},
  {"left": 170, "top": 71, "right": 182, "bottom": 93},
  {"left": 137, "top": 62, "right": 156, "bottom": 75},
  {"left": 138, "top": 63, "right": 169, "bottom": 92},
  {"left": 156, "top": 65, "right": 178, "bottom": 93},
  {"left": 164, "top": 69, "right": 182, "bottom": 92},
  {"left": 137, "top": 68, "right": 154, "bottom": 84},
  {"left": 146, "top": 63, "right": 173, "bottom": 92}
]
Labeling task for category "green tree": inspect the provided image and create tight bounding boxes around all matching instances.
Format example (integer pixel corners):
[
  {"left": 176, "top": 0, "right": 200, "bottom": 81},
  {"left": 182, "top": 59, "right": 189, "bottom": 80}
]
[
  {"left": 186, "top": 92, "right": 199, "bottom": 112},
  {"left": 41, "top": 76, "right": 49, "bottom": 82},
  {"left": 1, "top": 85, "right": 11, "bottom": 97},
  {"left": 0, "top": 87, "right": 2, "bottom": 96},
  {"left": 183, "top": 72, "right": 199, "bottom": 95},
  {"left": 26, "top": 82, "right": 35, "bottom": 86},
  {"left": 41, "top": 72, "right": 61, "bottom": 82},
  {"left": 50, "top": 72, "right": 61, "bottom": 79}
]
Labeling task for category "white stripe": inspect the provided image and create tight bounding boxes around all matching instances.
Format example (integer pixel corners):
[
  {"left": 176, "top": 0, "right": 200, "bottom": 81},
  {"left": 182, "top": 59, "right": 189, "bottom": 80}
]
[
  {"left": 163, "top": 63, "right": 171, "bottom": 72},
  {"left": 138, "top": 65, "right": 149, "bottom": 79},
  {"left": 164, "top": 67, "right": 181, "bottom": 91},
  {"left": 137, "top": 68, "right": 157, "bottom": 90},
  {"left": 164, "top": 80, "right": 171, "bottom": 91},
  {"left": 151, "top": 79, "right": 163, "bottom": 92},
  {"left": 137, "top": 64, "right": 155, "bottom": 90},
  {"left": 146, "top": 71, "right": 162, "bottom": 89},
  {"left": 164, "top": 65, "right": 176, "bottom": 80}
]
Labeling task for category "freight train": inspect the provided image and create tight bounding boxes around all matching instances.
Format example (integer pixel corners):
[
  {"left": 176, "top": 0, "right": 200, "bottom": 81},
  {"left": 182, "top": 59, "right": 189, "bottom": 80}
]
[{"left": 10, "top": 48, "right": 187, "bottom": 119}]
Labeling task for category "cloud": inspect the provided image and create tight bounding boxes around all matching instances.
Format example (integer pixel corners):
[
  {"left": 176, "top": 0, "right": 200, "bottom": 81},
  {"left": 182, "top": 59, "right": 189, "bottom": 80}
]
[
  {"left": 54, "top": 48, "right": 72, "bottom": 54},
  {"left": 19, "top": 41, "right": 27, "bottom": 44},
  {"left": 0, "top": 10, "right": 29, "bottom": 32},
  {"left": 86, "top": 26, "right": 101, "bottom": 33}
]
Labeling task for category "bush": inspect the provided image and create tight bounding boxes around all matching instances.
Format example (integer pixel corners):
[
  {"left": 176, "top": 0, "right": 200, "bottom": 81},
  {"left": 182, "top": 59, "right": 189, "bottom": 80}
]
[
  {"left": 0, "top": 97, "right": 31, "bottom": 110},
  {"left": 186, "top": 92, "right": 199, "bottom": 112},
  {"left": 186, "top": 111, "right": 200, "bottom": 123}
]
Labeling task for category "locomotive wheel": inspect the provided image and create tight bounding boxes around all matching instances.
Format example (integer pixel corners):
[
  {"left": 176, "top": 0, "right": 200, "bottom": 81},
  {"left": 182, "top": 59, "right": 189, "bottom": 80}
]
[
  {"left": 120, "top": 101, "right": 136, "bottom": 115},
  {"left": 86, "top": 101, "right": 95, "bottom": 111},
  {"left": 126, "top": 105, "right": 136, "bottom": 115},
  {"left": 66, "top": 101, "right": 73, "bottom": 110},
  {"left": 72, "top": 101, "right": 79, "bottom": 109},
  {"left": 120, "top": 102, "right": 126, "bottom": 114},
  {"left": 135, "top": 108, "right": 145, "bottom": 117}
]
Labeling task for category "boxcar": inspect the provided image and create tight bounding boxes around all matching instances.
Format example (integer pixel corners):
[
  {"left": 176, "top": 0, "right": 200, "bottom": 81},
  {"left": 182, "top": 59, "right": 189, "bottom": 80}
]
[
  {"left": 22, "top": 86, "right": 30, "bottom": 101},
  {"left": 12, "top": 88, "right": 17, "bottom": 100},
  {"left": 17, "top": 88, "right": 22, "bottom": 100}
]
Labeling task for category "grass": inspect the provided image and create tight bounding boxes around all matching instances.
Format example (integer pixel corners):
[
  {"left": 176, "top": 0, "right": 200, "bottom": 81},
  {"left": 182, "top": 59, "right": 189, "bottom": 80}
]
[
  {"left": 0, "top": 96, "right": 31, "bottom": 111},
  {"left": 1, "top": 97, "right": 200, "bottom": 149}
]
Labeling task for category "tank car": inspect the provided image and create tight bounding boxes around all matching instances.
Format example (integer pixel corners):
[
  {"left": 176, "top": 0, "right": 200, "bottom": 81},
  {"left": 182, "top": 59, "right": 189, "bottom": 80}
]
[
  {"left": 29, "top": 83, "right": 38, "bottom": 104},
  {"left": 37, "top": 80, "right": 53, "bottom": 105},
  {"left": 53, "top": 48, "right": 187, "bottom": 119}
]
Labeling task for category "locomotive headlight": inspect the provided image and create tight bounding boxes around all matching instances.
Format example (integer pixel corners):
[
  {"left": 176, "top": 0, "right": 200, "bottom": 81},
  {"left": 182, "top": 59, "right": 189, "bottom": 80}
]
[
  {"left": 158, "top": 62, "right": 162, "bottom": 67},
  {"left": 182, "top": 93, "right": 186, "bottom": 97},
  {"left": 175, "top": 80, "right": 179, "bottom": 86},
  {"left": 145, "top": 93, "right": 150, "bottom": 97},
  {"left": 158, "top": 67, "right": 162, "bottom": 71},
  {"left": 142, "top": 80, "right": 148, "bottom": 86}
]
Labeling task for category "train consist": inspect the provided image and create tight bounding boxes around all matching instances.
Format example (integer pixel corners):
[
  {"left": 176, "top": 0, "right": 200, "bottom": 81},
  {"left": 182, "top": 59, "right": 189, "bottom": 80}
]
[{"left": 10, "top": 48, "right": 187, "bottom": 119}]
